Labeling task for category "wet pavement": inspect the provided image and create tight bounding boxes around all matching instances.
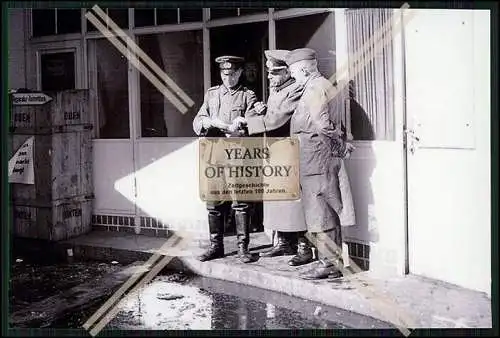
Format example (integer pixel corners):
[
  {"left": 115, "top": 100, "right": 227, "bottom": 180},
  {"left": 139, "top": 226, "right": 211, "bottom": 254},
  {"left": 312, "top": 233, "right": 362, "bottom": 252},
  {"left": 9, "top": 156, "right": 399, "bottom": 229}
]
[
  {"left": 9, "top": 255, "right": 122, "bottom": 315},
  {"left": 10, "top": 246, "right": 390, "bottom": 331},
  {"left": 49, "top": 272, "right": 392, "bottom": 330}
]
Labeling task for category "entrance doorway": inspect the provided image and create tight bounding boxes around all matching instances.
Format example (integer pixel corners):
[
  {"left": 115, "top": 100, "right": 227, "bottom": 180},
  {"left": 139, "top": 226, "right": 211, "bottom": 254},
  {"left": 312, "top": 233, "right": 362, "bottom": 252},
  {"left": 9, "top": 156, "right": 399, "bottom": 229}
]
[
  {"left": 209, "top": 22, "right": 269, "bottom": 234},
  {"left": 404, "top": 9, "right": 491, "bottom": 293},
  {"left": 210, "top": 22, "right": 269, "bottom": 102}
]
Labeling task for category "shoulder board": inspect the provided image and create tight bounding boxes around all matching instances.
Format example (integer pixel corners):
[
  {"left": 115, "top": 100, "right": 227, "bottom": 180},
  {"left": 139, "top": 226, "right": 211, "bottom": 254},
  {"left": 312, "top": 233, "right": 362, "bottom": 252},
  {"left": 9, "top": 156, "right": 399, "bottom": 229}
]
[
  {"left": 242, "top": 87, "right": 255, "bottom": 94},
  {"left": 208, "top": 85, "right": 220, "bottom": 91}
]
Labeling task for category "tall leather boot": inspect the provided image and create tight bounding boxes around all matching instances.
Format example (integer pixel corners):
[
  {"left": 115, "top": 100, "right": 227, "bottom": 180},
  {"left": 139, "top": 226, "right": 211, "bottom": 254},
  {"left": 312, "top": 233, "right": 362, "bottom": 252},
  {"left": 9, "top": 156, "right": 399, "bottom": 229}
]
[
  {"left": 288, "top": 231, "right": 315, "bottom": 266},
  {"left": 198, "top": 212, "right": 224, "bottom": 262},
  {"left": 260, "top": 231, "right": 296, "bottom": 257},
  {"left": 235, "top": 209, "right": 253, "bottom": 263}
]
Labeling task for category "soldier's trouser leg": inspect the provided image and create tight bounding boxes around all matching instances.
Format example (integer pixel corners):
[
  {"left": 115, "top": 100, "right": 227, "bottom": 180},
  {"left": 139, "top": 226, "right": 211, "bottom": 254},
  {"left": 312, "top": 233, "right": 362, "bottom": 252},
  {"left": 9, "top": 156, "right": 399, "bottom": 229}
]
[
  {"left": 233, "top": 201, "right": 253, "bottom": 263},
  {"left": 198, "top": 201, "right": 227, "bottom": 262}
]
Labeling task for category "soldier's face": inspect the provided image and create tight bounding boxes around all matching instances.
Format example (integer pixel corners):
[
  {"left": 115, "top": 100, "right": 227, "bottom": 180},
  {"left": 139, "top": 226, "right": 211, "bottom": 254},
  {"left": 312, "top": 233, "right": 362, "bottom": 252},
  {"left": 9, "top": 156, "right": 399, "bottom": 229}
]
[
  {"left": 267, "top": 69, "right": 290, "bottom": 87},
  {"left": 221, "top": 69, "right": 243, "bottom": 88},
  {"left": 289, "top": 63, "right": 307, "bottom": 85}
]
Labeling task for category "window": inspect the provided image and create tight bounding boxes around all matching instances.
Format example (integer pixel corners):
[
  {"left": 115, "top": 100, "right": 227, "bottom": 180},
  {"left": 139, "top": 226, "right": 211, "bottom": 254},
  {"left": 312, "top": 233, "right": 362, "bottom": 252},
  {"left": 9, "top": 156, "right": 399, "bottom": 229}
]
[
  {"left": 32, "top": 9, "right": 81, "bottom": 37},
  {"left": 138, "top": 31, "right": 204, "bottom": 137},
  {"left": 276, "top": 12, "right": 335, "bottom": 79},
  {"left": 209, "top": 8, "right": 267, "bottom": 19},
  {"left": 156, "top": 9, "right": 178, "bottom": 25},
  {"left": 32, "top": 9, "right": 55, "bottom": 36},
  {"left": 87, "top": 38, "right": 130, "bottom": 139},
  {"left": 180, "top": 9, "right": 203, "bottom": 22},
  {"left": 56, "top": 9, "right": 81, "bottom": 34},
  {"left": 210, "top": 8, "right": 237, "bottom": 19},
  {"left": 345, "top": 9, "right": 395, "bottom": 141},
  {"left": 40, "top": 52, "right": 76, "bottom": 91},
  {"left": 134, "top": 8, "right": 155, "bottom": 27},
  {"left": 133, "top": 8, "right": 203, "bottom": 27},
  {"left": 87, "top": 8, "right": 128, "bottom": 32},
  {"left": 276, "top": 12, "right": 351, "bottom": 140}
]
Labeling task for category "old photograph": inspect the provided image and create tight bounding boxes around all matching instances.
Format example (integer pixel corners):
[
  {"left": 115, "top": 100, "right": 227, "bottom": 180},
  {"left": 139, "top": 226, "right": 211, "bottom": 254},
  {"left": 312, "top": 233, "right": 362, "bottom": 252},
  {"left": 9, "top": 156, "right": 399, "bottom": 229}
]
[{"left": 4, "top": 4, "right": 494, "bottom": 335}]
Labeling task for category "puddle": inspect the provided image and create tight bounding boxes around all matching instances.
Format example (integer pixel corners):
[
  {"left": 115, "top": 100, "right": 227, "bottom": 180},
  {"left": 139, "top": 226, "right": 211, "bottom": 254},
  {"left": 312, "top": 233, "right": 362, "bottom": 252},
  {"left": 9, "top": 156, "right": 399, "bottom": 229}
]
[{"left": 49, "top": 272, "right": 393, "bottom": 330}]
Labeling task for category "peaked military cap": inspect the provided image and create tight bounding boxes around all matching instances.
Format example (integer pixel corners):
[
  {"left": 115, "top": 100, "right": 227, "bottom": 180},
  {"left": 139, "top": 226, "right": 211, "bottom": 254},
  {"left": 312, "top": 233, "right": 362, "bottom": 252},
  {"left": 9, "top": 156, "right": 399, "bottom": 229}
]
[
  {"left": 264, "top": 49, "right": 289, "bottom": 72},
  {"left": 285, "top": 48, "right": 317, "bottom": 66},
  {"left": 215, "top": 55, "right": 245, "bottom": 74}
]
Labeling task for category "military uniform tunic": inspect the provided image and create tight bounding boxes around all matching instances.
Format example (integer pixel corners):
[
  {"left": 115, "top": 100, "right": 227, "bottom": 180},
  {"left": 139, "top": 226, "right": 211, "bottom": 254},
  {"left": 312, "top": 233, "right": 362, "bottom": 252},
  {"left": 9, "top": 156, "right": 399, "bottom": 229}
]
[
  {"left": 193, "top": 84, "right": 257, "bottom": 212},
  {"left": 193, "top": 84, "right": 257, "bottom": 136}
]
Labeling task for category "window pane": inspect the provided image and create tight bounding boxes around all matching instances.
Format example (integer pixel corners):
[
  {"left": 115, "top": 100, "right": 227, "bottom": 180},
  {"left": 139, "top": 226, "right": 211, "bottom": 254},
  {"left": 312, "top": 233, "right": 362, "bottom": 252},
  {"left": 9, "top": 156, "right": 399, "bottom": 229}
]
[
  {"left": 32, "top": 9, "right": 56, "bottom": 37},
  {"left": 108, "top": 9, "right": 129, "bottom": 28},
  {"left": 210, "top": 8, "right": 237, "bottom": 20},
  {"left": 41, "top": 52, "right": 75, "bottom": 91},
  {"left": 134, "top": 8, "right": 155, "bottom": 27},
  {"left": 88, "top": 39, "right": 130, "bottom": 139},
  {"left": 157, "top": 9, "right": 178, "bottom": 25},
  {"left": 239, "top": 8, "right": 268, "bottom": 15},
  {"left": 86, "top": 8, "right": 98, "bottom": 31},
  {"left": 138, "top": 31, "right": 204, "bottom": 137},
  {"left": 57, "top": 9, "right": 81, "bottom": 34},
  {"left": 276, "top": 13, "right": 335, "bottom": 78},
  {"left": 180, "top": 9, "right": 202, "bottom": 22}
]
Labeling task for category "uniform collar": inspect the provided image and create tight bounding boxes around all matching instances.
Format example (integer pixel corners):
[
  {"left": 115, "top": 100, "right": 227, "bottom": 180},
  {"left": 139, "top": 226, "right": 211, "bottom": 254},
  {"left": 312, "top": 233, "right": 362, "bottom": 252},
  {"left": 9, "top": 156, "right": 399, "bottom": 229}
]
[
  {"left": 221, "top": 84, "right": 242, "bottom": 95},
  {"left": 303, "top": 72, "right": 321, "bottom": 88},
  {"left": 275, "top": 77, "right": 296, "bottom": 92}
]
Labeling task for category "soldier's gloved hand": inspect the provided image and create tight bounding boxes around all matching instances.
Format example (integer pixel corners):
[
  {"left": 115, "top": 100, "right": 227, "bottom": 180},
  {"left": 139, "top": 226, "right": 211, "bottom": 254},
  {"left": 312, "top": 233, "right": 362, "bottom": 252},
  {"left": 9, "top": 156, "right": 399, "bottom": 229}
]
[
  {"left": 226, "top": 117, "right": 245, "bottom": 134},
  {"left": 343, "top": 142, "right": 356, "bottom": 159},
  {"left": 253, "top": 102, "right": 267, "bottom": 115},
  {"left": 211, "top": 118, "right": 231, "bottom": 132},
  {"left": 201, "top": 118, "right": 214, "bottom": 130}
]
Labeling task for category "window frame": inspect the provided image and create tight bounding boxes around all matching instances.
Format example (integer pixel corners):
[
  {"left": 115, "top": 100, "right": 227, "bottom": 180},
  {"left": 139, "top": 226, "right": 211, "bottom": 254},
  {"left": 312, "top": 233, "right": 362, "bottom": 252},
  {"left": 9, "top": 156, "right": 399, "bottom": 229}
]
[{"left": 28, "top": 7, "right": 368, "bottom": 141}]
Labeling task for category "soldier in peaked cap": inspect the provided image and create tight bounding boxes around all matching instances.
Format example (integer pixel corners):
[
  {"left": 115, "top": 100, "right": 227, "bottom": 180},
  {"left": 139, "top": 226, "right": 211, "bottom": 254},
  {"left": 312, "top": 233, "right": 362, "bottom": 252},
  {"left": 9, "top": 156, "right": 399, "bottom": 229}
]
[
  {"left": 283, "top": 47, "right": 356, "bottom": 280},
  {"left": 193, "top": 55, "right": 258, "bottom": 264},
  {"left": 230, "top": 49, "right": 309, "bottom": 258}
]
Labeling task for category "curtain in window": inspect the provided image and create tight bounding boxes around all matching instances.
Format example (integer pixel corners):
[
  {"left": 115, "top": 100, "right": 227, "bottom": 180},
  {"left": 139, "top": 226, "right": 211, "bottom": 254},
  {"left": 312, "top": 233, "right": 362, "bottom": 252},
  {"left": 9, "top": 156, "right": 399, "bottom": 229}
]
[{"left": 345, "top": 9, "right": 395, "bottom": 141}]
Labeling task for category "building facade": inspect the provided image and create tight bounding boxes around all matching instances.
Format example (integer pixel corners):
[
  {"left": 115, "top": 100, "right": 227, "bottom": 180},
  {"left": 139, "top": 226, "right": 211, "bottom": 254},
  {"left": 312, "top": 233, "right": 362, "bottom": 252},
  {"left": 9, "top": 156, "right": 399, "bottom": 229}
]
[{"left": 8, "top": 7, "right": 491, "bottom": 295}]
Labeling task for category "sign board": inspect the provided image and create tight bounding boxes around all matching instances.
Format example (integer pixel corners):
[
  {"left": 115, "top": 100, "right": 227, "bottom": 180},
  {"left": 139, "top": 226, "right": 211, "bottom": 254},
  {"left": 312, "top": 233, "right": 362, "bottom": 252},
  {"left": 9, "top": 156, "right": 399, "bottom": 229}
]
[
  {"left": 199, "top": 137, "right": 300, "bottom": 202},
  {"left": 9, "top": 136, "right": 35, "bottom": 185},
  {"left": 11, "top": 93, "right": 52, "bottom": 106}
]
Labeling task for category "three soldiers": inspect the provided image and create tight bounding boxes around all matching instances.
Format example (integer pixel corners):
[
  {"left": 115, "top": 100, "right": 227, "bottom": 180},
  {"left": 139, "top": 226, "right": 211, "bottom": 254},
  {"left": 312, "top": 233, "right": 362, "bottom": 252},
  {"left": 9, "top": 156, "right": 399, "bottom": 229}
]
[{"left": 194, "top": 49, "right": 354, "bottom": 279}]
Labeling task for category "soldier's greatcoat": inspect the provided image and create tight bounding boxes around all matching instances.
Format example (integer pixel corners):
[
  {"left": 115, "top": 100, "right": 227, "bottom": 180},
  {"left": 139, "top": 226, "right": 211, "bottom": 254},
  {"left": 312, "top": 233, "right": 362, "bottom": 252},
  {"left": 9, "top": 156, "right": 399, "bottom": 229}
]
[
  {"left": 290, "top": 72, "right": 355, "bottom": 232},
  {"left": 245, "top": 78, "right": 307, "bottom": 232}
]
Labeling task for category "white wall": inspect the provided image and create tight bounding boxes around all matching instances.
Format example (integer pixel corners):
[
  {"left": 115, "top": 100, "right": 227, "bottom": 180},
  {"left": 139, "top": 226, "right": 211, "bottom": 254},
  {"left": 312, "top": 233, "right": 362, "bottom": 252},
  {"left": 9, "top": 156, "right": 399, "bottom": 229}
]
[
  {"left": 113, "top": 138, "right": 208, "bottom": 238},
  {"left": 93, "top": 140, "right": 136, "bottom": 215},
  {"left": 8, "top": 9, "right": 27, "bottom": 89}
]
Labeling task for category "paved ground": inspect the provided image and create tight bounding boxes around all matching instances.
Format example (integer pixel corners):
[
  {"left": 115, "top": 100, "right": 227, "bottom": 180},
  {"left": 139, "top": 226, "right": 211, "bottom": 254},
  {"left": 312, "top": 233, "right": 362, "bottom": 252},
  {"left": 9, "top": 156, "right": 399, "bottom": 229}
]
[{"left": 61, "top": 230, "right": 493, "bottom": 330}]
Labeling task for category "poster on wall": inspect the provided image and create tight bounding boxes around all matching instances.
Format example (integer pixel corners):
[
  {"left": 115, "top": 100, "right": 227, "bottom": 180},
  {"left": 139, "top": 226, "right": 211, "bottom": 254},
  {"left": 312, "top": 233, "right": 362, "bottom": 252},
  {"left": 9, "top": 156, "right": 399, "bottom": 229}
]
[
  {"left": 8, "top": 136, "right": 35, "bottom": 185},
  {"left": 40, "top": 52, "right": 76, "bottom": 91}
]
